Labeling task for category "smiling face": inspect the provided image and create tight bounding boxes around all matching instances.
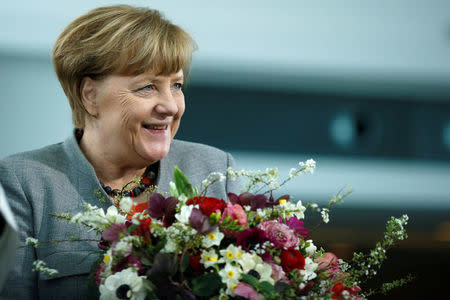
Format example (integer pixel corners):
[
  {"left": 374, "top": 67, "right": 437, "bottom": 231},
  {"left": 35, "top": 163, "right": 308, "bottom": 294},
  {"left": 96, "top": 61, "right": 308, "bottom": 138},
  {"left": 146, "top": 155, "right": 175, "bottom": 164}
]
[{"left": 83, "top": 70, "right": 185, "bottom": 167}]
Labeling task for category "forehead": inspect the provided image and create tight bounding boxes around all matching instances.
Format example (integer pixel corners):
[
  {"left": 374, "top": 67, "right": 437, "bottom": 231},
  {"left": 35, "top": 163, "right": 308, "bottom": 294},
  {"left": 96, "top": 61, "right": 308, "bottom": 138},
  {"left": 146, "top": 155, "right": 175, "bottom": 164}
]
[{"left": 134, "top": 69, "right": 184, "bottom": 82}]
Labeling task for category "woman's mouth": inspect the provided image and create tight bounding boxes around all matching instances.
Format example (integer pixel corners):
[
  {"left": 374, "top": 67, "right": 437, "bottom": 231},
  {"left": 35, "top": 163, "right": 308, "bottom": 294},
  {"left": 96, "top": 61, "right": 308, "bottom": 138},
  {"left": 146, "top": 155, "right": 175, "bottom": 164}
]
[
  {"left": 143, "top": 124, "right": 168, "bottom": 130},
  {"left": 142, "top": 124, "right": 169, "bottom": 137}
]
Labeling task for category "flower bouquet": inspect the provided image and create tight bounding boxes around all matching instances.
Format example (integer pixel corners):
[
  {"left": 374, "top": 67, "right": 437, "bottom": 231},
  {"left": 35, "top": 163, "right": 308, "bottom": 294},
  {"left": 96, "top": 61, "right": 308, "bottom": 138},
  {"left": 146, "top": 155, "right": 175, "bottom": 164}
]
[{"left": 30, "top": 159, "right": 410, "bottom": 299}]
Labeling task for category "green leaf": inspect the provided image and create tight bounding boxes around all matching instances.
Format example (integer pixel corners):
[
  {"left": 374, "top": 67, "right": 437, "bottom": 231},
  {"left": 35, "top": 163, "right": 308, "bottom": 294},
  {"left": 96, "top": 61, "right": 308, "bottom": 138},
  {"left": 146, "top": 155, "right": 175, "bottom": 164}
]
[
  {"left": 127, "top": 224, "right": 139, "bottom": 233},
  {"left": 169, "top": 181, "right": 179, "bottom": 197},
  {"left": 181, "top": 253, "right": 190, "bottom": 273},
  {"left": 240, "top": 273, "right": 260, "bottom": 289},
  {"left": 173, "top": 166, "right": 196, "bottom": 198},
  {"left": 192, "top": 273, "right": 222, "bottom": 297},
  {"left": 274, "top": 281, "right": 291, "bottom": 293},
  {"left": 258, "top": 281, "right": 276, "bottom": 296}
]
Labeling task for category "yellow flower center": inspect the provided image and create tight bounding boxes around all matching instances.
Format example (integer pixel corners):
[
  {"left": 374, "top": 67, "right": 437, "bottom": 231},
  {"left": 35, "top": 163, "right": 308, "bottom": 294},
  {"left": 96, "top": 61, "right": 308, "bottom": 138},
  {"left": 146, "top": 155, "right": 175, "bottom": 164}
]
[
  {"left": 208, "top": 233, "right": 216, "bottom": 240},
  {"left": 227, "top": 252, "right": 234, "bottom": 259},
  {"left": 103, "top": 255, "right": 111, "bottom": 263},
  {"left": 237, "top": 252, "right": 242, "bottom": 259},
  {"left": 231, "top": 284, "right": 238, "bottom": 290},
  {"left": 279, "top": 199, "right": 287, "bottom": 205},
  {"left": 227, "top": 270, "right": 235, "bottom": 278},
  {"left": 210, "top": 256, "right": 218, "bottom": 262}
]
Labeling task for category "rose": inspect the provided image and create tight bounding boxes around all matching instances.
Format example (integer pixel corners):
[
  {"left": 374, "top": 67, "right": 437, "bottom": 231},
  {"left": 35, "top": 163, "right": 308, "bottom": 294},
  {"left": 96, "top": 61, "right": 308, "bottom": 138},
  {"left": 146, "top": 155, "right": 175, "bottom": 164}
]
[
  {"left": 132, "top": 217, "right": 152, "bottom": 244},
  {"left": 257, "top": 220, "right": 299, "bottom": 250},
  {"left": 280, "top": 249, "right": 305, "bottom": 273},
  {"left": 220, "top": 203, "right": 248, "bottom": 238},
  {"left": 187, "top": 196, "right": 226, "bottom": 216},
  {"left": 315, "top": 252, "right": 340, "bottom": 273},
  {"left": 200, "top": 197, "right": 226, "bottom": 216}
]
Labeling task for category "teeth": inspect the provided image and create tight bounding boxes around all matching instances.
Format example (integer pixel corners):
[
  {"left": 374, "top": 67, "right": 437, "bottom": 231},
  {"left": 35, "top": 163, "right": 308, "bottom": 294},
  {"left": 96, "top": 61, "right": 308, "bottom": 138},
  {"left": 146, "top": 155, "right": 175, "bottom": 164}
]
[{"left": 144, "top": 124, "right": 166, "bottom": 130}]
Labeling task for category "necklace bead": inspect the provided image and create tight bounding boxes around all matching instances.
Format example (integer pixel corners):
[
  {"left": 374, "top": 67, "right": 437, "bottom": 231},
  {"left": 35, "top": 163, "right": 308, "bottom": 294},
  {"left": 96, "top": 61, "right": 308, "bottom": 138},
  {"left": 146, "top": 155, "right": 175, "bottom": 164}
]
[{"left": 75, "top": 128, "right": 157, "bottom": 198}]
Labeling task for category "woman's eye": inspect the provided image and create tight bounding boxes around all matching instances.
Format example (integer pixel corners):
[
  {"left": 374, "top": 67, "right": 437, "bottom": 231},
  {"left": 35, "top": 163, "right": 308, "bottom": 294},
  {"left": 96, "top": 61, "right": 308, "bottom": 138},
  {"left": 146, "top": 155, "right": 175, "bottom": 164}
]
[
  {"left": 140, "top": 84, "right": 156, "bottom": 92},
  {"left": 173, "top": 83, "right": 183, "bottom": 90}
]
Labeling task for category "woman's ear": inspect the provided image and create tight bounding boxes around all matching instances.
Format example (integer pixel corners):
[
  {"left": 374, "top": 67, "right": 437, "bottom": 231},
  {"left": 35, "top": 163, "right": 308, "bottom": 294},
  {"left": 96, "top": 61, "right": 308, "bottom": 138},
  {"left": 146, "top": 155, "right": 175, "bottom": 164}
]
[{"left": 80, "top": 77, "right": 99, "bottom": 117}]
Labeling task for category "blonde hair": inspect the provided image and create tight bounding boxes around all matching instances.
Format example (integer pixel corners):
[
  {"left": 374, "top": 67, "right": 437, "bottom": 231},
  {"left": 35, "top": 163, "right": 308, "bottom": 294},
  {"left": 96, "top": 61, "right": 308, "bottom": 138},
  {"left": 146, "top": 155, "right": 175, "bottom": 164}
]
[{"left": 52, "top": 5, "right": 197, "bottom": 128}]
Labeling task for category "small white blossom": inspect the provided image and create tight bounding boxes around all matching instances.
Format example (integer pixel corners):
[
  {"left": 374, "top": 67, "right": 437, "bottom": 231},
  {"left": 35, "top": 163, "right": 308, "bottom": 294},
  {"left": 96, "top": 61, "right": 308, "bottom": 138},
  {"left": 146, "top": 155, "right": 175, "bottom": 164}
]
[
  {"left": 200, "top": 249, "right": 224, "bottom": 268},
  {"left": 299, "top": 257, "right": 318, "bottom": 281},
  {"left": 321, "top": 208, "right": 330, "bottom": 223},
  {"left": 26, "top": 237, "right": 40, "bottom": 248},
  {"left": 175, "top": 205, "right": 195, "bottom": 224},
  {"left": 220, "top": 244, "right": 243, "bottom": 263},
  {"left": 202, "top": 227, "right": 224, "bottom": 248},
  {"left": 119, "top": 197, "right": 133, "bottom": 213},
  {"left": 304, "top": 240, "right": 317, "bottom": 256},
  {"left": 32, "top": 260, "right": 58, "bottom": 277},
  {"left": 113, "top": 236, "right": 136, "bottom": 256}
]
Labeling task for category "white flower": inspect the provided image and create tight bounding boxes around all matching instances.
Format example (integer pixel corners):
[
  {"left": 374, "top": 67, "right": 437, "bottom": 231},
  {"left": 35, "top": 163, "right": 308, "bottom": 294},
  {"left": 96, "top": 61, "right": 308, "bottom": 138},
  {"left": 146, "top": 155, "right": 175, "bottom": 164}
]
[
  {"left": 26, "top": 237, "right": 40, "bottom": 247},
  {"left": 220, "top": 244, "right": 243, "bottom": 263},
  {"left": 32, "top": 260, "right": 58, "bottom": 277},
  {"left": 218, "top": 263, "right": 241, "bottom": 284},
  {"left": 321, "top": 208, "right": 329, "bottom": 223},
  {"left": 119, "top": 197, "right": 133, "bottom": 213},
  {"left": 304, "top": 240, "right": 317, "bottom": 256},
  {"left": 299, "top": 159, "right": 316, "bottom": 174},
  {"left": 200, "top": 249, "right": 223, "bottom": 268},
  {"left": 175, "top": 204, "right": 195, "bottom": 224},
  {"left": 298, "top": 257, "right": 318, "bottom": 281},
  {"left": 113, "top": 236, "right": 135, "bottom": 256},
  {"left": 294, "top": 200, "right": 306, "bottom": 219},
  {"left": 105, "top": 206, "right": 126, "bottom": 224},
  {"left": 202, "top": 227, "right": 224, "bottom": 248},
  {"left": 162, "top": 238, "right": 178, "bottom": 253},
  {"left": 99, "top": 268, "right": 147, "bottom": 300},
  {"left": 238, "top": 253, "right": 273, "bottom": 284}
]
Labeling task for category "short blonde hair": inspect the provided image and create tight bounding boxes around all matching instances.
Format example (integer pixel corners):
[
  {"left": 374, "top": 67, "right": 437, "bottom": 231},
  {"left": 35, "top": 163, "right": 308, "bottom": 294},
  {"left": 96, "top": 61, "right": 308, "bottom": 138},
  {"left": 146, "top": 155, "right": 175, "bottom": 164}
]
[{"left": 52, "top": 5, "right": 197, "bottom": 128}]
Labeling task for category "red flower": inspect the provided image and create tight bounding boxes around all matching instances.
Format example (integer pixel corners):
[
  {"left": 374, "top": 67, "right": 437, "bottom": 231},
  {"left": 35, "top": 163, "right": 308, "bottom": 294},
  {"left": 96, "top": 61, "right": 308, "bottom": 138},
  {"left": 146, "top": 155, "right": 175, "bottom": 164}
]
[
  {"left": 187, "top": 196, "right": 226, "bottom": 216},
  {"left": 331, "top": 282, "right": 361, "bottom": 299},
  {"left": 188, "top": 254, "right": 205, "bottom": 276},
  {"left": 280, "top": 249, "right": 305, "bottom": 273},
  {"left": 132, "top": 217, "right": 152, "bottom": 244}
]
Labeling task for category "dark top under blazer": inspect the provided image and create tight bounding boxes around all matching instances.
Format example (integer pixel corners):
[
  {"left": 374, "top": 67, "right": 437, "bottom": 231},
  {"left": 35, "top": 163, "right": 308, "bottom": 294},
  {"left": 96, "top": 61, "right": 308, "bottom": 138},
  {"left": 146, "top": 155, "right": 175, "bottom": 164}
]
[{"left": 0, "top": 134, "right": 240, "bottom": 300}]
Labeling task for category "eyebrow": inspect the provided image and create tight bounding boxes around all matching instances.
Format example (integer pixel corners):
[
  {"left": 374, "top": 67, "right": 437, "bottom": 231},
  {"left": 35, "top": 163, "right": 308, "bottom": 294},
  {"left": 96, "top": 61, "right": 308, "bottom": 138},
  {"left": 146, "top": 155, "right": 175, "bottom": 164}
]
[{"left": 136, "top": 75, "right": 184, "bottom": 84}]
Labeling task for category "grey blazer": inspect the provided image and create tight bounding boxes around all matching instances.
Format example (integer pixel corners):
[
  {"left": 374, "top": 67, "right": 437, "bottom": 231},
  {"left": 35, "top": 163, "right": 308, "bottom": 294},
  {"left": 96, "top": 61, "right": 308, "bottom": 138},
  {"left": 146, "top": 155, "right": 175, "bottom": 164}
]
[{"left": 0, "top": 134, "right": 240, "bottom": 300}]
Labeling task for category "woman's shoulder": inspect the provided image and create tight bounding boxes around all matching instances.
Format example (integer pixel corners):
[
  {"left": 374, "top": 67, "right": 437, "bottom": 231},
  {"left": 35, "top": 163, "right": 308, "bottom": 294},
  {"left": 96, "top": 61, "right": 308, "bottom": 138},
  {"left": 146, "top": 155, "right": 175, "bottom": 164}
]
[
  {"left": 170, "top": 139, "right": 229, "bottom": 158},
  {"left": 1, "top": 142, "right": 67, "bottom": 172}
]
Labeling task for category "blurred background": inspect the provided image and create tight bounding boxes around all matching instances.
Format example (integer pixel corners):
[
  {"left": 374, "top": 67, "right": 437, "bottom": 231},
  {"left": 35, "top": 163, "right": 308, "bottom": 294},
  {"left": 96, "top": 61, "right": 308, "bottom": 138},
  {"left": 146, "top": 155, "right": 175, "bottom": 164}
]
[{"left": 1, "top": 0, "right": 449, "bottom": 298}]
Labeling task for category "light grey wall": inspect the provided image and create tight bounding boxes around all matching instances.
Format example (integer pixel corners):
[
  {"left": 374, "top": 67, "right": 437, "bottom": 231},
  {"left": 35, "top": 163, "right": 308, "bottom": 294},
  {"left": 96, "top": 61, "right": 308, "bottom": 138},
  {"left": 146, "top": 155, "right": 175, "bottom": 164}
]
[{"left": 0, "top": 1, "right": 449, "bottom": 208}]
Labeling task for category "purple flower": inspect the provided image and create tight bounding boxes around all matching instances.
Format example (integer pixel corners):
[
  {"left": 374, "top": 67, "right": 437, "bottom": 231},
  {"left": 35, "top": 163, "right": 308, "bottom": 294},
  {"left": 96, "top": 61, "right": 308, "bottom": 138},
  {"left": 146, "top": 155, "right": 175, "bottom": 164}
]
[
  {"left": 228, "top": 192, "right": 268, "bottom": 211},
  {"left": 189, "top": 208, "right": 216, "bottom": 234},
  {"left": 236, "top": 228, "right": 267, "bottom": 251},
  {"left": 257, "top": 220, "right": 299, "bottom": 250},
  {"left": 147, "top": 193, "right": 178, "bottom": 226},
  {"left": 281, "top": 217, "right": 309, "bottom": 238},
  {"left": 102, "top": 224, "right": 128, "bottom": 247}
]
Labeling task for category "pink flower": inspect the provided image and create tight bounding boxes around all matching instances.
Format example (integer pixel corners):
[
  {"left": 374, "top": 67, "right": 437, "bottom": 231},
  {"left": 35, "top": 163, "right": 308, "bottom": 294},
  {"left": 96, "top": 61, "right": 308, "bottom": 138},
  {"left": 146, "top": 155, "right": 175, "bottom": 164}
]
[
  {"left": 315, "top": 252, "right": 340, "bottom": 273},
  {"left": 220, "top": 203, "right": 248, "bottom": 237},
  {"left": 257, "top": 220, "right": 299, "bottom": 250},
  {"left": 269, "top": 262, "right": 288, "bottom": 282},
  {"left": 234, "top": 282, "right": 259, "bottom": 300}
]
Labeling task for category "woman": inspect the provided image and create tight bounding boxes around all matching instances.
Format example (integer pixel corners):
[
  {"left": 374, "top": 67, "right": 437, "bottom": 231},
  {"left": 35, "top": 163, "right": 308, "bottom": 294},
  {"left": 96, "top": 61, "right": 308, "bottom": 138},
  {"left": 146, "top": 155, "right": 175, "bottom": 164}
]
[{"left": 0, "top": 5, "right": 240, "bottom": 299}]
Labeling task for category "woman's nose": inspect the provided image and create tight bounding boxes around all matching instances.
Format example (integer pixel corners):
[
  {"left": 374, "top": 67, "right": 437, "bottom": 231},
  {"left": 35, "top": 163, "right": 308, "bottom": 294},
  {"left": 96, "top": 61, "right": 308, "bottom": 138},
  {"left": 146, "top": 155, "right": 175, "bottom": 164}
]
[{"left": 154, "top": 91, "right": 179, "bottom": 117}]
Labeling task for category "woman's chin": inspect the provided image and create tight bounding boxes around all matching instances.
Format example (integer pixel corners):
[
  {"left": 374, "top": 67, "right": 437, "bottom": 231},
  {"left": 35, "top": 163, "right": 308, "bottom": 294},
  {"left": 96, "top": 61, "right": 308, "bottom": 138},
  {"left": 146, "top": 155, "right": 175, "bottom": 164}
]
[{"left": 138, "top": 143, "right": 171, "bottom": 164}]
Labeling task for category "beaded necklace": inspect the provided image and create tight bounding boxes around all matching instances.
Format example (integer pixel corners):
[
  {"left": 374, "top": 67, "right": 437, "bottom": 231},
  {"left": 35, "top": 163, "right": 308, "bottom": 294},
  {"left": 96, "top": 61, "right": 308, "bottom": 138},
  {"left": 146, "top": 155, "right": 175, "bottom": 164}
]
[{"left": 75, "top": 128, "right": 158, "bottom": 198}]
